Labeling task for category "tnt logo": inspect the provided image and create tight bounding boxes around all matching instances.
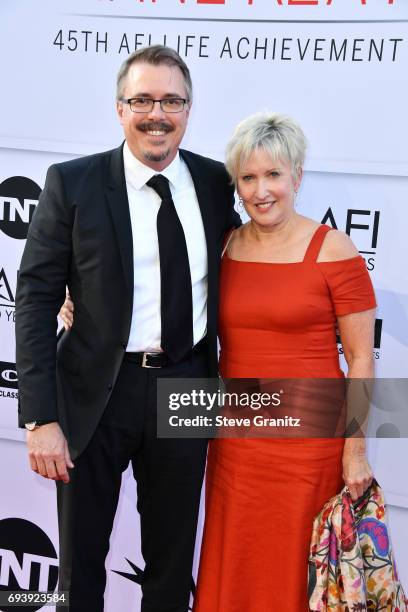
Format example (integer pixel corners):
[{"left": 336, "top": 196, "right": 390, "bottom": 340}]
[
  {"left": 0, "top": 518, "right": 58, "bottom": 612},
  {"left": 0, "top": 177, "right": 41, "bottom": 240}
]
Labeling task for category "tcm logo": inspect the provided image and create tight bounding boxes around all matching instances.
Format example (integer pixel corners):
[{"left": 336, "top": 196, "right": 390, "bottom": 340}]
[
  {"left": 0, "top": 519, "right": 58, "bottom": 611},
  {"left": 0, "top": 177, "right": 41, "bottom": 240},
  {"left": 0, "top": 362, "right": 18, "bottom": 390},
  {"left": 321, "top": 207, "right": 380, "bottom": 271}
]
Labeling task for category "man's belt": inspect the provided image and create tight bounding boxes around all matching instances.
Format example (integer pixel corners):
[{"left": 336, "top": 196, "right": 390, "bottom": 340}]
[{"left": 125, "top": 336, "right": 207, "bottom": 368}]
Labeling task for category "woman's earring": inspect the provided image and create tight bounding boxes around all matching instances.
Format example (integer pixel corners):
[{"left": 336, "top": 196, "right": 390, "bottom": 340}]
[
  {"left": 294, "top": 190, "right": 298, "bottom": 207},
  {"left": 237, "top": 197, "right": 244, "bottom": 213}
]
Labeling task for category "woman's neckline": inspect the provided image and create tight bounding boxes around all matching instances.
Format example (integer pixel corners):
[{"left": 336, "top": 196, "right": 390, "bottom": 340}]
[
  {"left": 224, "top": 223, "right": 362, "bottom": 265},
  {"left": 224, "top": 252, "right": 362, "bottom": 265}
]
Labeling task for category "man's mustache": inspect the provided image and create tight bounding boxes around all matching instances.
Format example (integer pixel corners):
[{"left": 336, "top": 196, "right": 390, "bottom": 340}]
[{"left": 138, "top": 122, "right": 174, "bottom": 133}]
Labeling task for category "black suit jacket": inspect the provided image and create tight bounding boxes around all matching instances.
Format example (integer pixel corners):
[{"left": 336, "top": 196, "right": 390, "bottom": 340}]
[{"left": 15, "top": 145, "right": 240, "bottom": 459}]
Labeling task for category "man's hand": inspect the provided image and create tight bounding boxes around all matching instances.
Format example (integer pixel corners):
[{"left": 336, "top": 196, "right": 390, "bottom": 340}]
[
  {"left": 27, "top": 422, "right": 74, "bottom": 484},
  {"left": 59, "top": 289, "right": 74, "bottom": 330}
]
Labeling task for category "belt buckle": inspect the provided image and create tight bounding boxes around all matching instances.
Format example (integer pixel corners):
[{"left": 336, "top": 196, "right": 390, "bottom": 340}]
[{"left": 141, "top": 352, "right": 162, "bottom": 368}]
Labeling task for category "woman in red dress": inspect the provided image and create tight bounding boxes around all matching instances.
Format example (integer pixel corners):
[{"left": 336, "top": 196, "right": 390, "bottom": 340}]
[{"left": 193, "top": 113, "right": 376, "bottom": 611}]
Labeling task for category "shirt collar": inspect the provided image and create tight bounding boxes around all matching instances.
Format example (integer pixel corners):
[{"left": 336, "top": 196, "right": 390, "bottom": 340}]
[{"left": 123, "top": 141, "right": 181, "bottom": 191}]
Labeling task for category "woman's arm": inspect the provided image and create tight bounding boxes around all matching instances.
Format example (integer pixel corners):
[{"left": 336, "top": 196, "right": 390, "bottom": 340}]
[
  {"left": 320, "top": 229, "right": 376, "bottom": 501},
  {"left": 337, "top": 308, "right": 376, "bottom": 501},
  {"left": 59, "top": 288, "right": 74, "bottom": 330}
]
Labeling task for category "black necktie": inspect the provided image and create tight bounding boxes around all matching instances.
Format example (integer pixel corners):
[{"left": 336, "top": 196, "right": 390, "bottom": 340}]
[{"left": 146, "top": 174, "right": 193, "bottom": 362}]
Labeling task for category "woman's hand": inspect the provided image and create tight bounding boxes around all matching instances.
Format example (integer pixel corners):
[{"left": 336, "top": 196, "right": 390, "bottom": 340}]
[
  {"left": 342, "top": 439, "right": 373, "bottom": 501},
  {"left": 59, "top": 289, "right": 74, "bottom": 330}
]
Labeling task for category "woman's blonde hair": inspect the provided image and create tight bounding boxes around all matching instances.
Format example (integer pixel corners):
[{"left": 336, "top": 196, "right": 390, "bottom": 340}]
[{"left": 225, "top": 112, "right": 307, "bottom": 185}]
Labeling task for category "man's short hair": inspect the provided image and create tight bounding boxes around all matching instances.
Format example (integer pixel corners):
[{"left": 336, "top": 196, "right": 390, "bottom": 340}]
[{"left": 116, "top": 45, "right": 193, "bottom": 102}]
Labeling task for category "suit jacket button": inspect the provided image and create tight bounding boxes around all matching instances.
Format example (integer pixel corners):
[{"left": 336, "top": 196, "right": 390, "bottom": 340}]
[
  {"left": 108, "top": 383, "right": 113, "bottom": 391},
  {"left": 122, "top": 341, "right": 127, "bottom": 349}
]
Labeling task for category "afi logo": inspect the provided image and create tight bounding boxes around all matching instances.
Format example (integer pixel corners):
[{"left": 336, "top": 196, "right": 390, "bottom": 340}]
[
  {"left": 321, "top": 207, "right": 380, "bottom": 271},
  {"left": 0, "top": 268, "right": 15, "bottom": 305},
  {"left": 338, "top": 318, "right": 382, "bottom": 347},
  {"left": 374, "top": 318, "right": 382, "bottom": 349},
  {"left": 0, "top": 177, "right": 41, "bottom": 240}
]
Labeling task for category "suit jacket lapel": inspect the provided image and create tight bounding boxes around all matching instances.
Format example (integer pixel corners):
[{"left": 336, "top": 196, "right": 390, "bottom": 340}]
[
  {"left": 180, "top": 149, "right": 217, "bottom": 278},
  {"left": 105, "top": 147, "right": 217, "bottom": 309},
  {"left": 106, "top": 144, "right": 134, "bottom": 297}
]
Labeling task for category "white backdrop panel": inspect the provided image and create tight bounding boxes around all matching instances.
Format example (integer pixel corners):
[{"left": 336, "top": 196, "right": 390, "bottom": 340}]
[
  {"left": 1, "top": 438, "right": 406, "bottom": 611},
  {"left": 0, "top": 148, "right": 77, "bottom": 439},
  {"left": 1, "top": 1, "right": 408, "bottom": 608},
  {"left": 300, "top": 171, "right": 408, "bottom": 378},
  {"left": 0, "top": 0, "right": 407, "bottom": 174},
  {"left": 0, "top": 439, "right": 206, "bottom": 611}
]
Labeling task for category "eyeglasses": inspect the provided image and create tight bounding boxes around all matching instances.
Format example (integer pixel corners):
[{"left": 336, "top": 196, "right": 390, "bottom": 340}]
[{"left": 120, "top": 97, "right": 189, "bottom": 113}]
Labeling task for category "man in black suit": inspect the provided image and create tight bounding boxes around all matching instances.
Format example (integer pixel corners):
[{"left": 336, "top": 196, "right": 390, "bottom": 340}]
[{"left": 15, "top": 45, "right": 240, "bottom": 612}]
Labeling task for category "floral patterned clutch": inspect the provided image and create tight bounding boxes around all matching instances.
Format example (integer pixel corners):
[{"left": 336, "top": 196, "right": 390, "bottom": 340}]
[{"left": 308, "top": 479, "right": 407, "bottom": 611}]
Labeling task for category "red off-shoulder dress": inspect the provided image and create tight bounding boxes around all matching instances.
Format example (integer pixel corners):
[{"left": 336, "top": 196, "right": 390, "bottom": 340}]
[{"left": 194, "top": 225, "right": 376, "bottom": 612}]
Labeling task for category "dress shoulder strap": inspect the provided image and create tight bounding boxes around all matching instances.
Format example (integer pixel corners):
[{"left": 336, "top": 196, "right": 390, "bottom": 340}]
[
  {"left": 303, "top": 225, "right": 334, "bottom": 263},
  {"left": 221, "top": 229, "right": 235, "bottom": 258}
]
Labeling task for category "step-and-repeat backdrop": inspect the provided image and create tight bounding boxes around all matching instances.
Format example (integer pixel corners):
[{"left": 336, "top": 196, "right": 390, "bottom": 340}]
[{"left": 1, "top": 1, "right": 407, "bottom": 609}]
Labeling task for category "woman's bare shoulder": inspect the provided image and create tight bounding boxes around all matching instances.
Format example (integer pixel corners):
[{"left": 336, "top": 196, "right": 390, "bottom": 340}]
[{"left": 318, "top": 228, "right": 359, "bottom": 262}]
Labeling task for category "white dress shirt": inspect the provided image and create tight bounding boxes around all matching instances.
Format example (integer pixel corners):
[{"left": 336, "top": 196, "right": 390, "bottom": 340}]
[{"left": 123, "top": 142, "right": 208, "bottom": 352}]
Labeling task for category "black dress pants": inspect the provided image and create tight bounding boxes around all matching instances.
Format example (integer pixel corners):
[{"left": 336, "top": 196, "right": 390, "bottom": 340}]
[{"left": 56, "top": 348, "right": 209, "bottom": 612}]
